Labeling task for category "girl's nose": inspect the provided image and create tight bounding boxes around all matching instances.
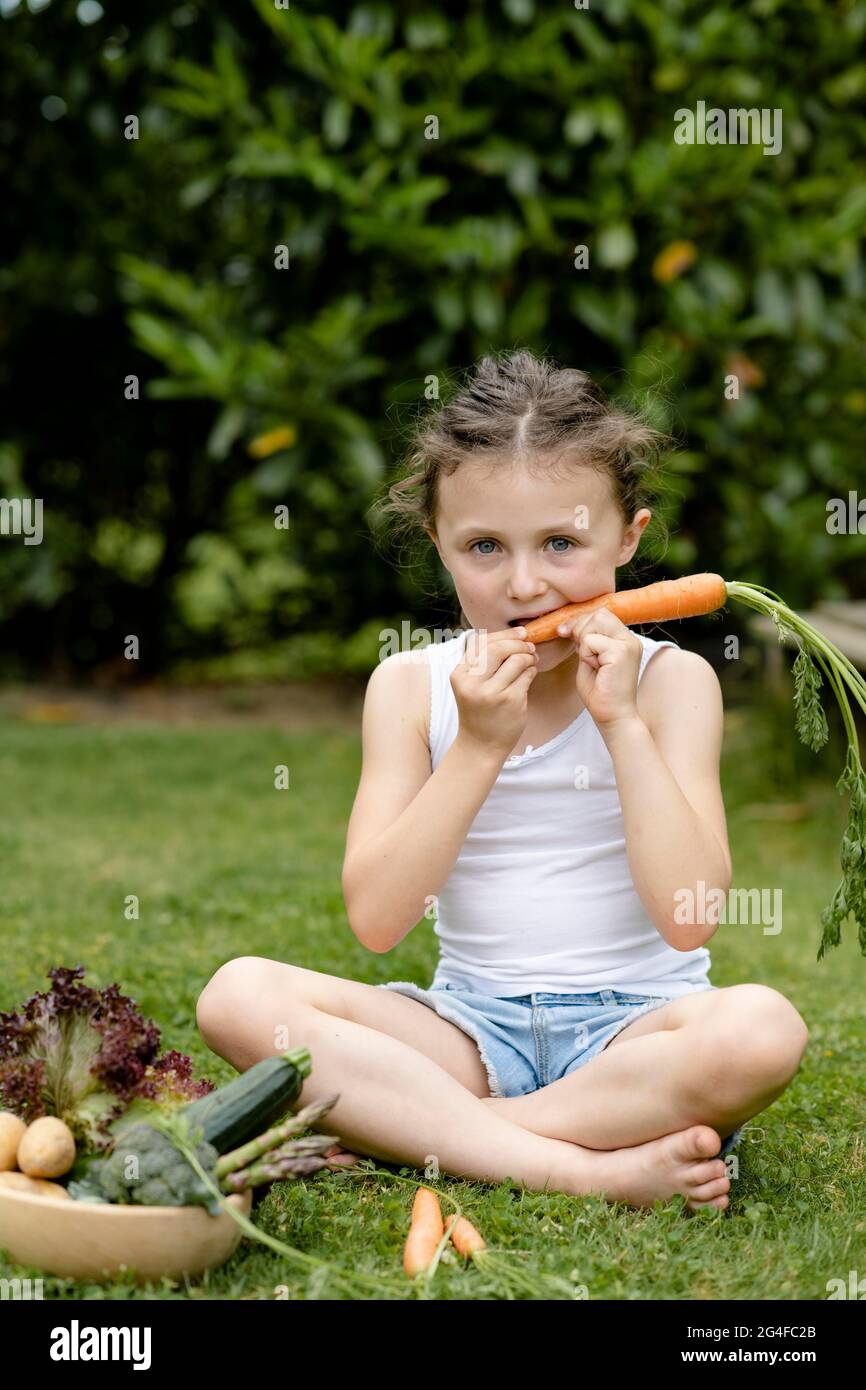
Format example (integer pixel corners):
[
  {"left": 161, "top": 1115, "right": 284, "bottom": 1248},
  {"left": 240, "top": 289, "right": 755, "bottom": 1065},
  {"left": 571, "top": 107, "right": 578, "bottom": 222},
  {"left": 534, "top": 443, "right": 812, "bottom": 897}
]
[
  {"left": 508, "top": 580, "right": 548, "bottom": 602},
  {"left": 509, "top": 596, "right": 547, "bottom": 612},
  {"left": 508, "top": 569, "right": 547, "bottom": 598}
]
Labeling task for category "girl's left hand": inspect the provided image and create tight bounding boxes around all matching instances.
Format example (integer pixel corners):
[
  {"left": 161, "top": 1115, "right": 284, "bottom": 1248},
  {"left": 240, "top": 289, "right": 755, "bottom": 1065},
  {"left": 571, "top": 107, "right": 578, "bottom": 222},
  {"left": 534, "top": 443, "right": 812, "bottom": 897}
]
[{"left": 557, "top": 608, "right": 644, "bottom": 730}]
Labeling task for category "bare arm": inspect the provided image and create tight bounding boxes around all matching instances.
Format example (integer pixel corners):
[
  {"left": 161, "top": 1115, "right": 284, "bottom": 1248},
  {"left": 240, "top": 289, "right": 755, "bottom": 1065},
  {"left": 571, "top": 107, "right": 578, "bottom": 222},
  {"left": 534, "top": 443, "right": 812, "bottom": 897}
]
[
  {"left": 603, "top": 648, "right": 733, "bottom": 952},
  {"left": 341, "top": 654, "right": 506, "bottom": 953}
]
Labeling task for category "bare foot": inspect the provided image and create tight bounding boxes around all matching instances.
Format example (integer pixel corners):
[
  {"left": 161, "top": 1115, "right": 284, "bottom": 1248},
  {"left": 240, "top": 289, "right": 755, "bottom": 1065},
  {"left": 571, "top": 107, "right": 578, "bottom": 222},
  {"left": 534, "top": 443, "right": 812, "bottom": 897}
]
[
  {"left": 567, "top": 1125, "right": 731, "bottom": 1211},
  {"left": 322, "top": 1143, "right": 364, "bottom": 1170}
]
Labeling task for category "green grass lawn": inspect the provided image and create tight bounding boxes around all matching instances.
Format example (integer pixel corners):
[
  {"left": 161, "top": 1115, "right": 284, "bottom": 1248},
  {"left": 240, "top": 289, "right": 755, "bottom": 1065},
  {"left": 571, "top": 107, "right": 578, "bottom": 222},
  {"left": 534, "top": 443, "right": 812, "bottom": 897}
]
[{"left": 1, "top": 695, "right": 864, "bottom": 1300}]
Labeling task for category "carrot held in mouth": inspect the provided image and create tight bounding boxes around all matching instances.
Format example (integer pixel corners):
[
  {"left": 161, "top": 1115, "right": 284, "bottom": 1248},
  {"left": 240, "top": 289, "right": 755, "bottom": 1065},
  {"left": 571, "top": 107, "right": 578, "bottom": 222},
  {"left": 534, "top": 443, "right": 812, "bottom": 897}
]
[
  {"left": 520, "top": 572, "right": 866, "bottom": 962},
  {"left": 520, "top": 573, "right": 728, "bottom": 643}
]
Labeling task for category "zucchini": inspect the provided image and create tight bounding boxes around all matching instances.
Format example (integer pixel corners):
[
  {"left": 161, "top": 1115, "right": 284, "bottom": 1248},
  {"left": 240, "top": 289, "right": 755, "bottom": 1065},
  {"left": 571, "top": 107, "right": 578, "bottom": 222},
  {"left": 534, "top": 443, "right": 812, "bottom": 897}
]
[{"left": 181, "top": 1046, "right": 311, "bottom": 1155}]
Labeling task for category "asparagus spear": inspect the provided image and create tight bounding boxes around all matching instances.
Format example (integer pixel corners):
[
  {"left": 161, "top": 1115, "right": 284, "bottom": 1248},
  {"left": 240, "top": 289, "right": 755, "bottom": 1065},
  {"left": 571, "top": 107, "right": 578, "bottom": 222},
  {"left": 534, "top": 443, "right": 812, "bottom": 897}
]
[
  {"left": 221, "top": 1150, "right": 334, "bottom": 1193},
  {"left": 215, "top": 1094, "right": 340, "bottom": 1179},
  {"left": 245, "top": 1134, "right": 341, "bottom": 1166}
]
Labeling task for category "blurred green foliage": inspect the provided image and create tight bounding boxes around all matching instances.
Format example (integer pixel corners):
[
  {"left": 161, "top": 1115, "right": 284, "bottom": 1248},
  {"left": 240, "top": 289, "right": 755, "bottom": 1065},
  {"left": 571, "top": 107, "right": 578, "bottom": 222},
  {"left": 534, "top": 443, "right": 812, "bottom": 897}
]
[{"left": 1, "top": 0, "right": 865, "bottom": 677}]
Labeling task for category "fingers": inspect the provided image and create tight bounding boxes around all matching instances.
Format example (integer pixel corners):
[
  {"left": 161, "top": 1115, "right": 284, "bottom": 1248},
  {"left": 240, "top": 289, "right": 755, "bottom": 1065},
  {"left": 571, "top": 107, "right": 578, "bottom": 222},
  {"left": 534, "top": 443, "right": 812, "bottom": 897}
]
[
  {"left": 469, "top": 625, "right": 533, "bottom": 648},
  {"left": 463, "top": 628, "right": 535, "bottom": 676},
  {"left": 483, "top": 649, "right": 539, "bottom": 696},
  {"left": 555, "top": 608, "right": 624, "bottom": 642}
]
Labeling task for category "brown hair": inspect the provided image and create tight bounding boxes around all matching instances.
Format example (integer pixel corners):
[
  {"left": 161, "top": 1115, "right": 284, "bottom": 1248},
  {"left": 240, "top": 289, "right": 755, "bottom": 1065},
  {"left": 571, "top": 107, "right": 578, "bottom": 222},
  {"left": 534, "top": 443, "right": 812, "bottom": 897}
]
[{"left": 369, "top": 349, "right": 675, "bottom": 631}]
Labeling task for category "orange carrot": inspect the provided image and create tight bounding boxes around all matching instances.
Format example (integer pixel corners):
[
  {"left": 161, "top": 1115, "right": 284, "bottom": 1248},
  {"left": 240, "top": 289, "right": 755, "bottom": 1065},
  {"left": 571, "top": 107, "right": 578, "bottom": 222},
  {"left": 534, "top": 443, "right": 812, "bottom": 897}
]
[
  {"left": 444, "top": 1212, "right": 487, "bottom": 1258},
  {"left": 516, "top": 571, "right": 866, "bottom": 959},
  {"left": 521, "top": 573, "right": 728, "bottom": 643},
  {"left": 403, "top": 1186, "right": 445, "bottom": 1278}
]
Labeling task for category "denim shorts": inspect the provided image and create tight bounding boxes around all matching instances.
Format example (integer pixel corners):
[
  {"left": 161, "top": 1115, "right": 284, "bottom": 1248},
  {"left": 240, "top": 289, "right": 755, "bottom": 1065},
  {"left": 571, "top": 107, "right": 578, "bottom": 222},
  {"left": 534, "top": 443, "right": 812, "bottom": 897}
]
[{"left": 377, "top": 978, "right": 743, "bottom": 1158}]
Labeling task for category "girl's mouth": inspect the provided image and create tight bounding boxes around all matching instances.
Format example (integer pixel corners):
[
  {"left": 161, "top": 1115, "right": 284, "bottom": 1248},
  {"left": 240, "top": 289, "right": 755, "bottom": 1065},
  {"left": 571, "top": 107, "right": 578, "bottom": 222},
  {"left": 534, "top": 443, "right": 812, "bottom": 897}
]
[{"left": 508, "top": 609, "right": 561, "bottom": 627}]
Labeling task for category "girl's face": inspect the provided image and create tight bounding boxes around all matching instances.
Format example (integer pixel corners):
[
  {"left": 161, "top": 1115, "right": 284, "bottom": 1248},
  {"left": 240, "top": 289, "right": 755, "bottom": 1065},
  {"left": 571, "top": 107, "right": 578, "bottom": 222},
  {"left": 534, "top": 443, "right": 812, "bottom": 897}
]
[{"left": 425, "top": 458, "right": 651, "bottom": 677}]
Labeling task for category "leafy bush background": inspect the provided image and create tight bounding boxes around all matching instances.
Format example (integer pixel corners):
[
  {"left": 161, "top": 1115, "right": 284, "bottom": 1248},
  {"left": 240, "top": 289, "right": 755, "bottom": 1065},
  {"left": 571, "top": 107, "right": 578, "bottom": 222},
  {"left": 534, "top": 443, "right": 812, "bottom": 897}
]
[{"left": 2, "top": 0, "right": 865, "bottom": 679}]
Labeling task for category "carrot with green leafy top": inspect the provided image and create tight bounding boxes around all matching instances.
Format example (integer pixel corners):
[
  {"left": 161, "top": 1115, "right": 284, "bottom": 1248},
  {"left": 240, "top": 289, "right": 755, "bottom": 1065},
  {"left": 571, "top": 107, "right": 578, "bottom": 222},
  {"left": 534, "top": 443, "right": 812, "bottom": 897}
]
[
  {"left": 520, "top": 573, "right": 727, "bottom": 642},
  {"left": 522, "top": 572, "right": 866, "bottom": 961}
]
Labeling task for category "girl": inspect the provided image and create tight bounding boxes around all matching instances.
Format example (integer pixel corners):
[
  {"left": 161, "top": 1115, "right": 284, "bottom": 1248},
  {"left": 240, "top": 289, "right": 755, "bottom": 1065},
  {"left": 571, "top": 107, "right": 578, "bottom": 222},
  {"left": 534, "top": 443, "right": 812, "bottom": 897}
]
[{"left": 196, "top": 351, "right": 808, "bottom": 1211}]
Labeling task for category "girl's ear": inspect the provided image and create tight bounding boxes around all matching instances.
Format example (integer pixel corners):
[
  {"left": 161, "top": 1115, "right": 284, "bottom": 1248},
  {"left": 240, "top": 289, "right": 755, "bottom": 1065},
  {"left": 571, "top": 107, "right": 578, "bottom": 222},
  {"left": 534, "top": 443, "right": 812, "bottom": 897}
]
[
  {"left": 424, "top": 525, "right": 445, "bottom": 567},
  {"left": 617, "top": 508, "right": 651, "bottom": 564}
]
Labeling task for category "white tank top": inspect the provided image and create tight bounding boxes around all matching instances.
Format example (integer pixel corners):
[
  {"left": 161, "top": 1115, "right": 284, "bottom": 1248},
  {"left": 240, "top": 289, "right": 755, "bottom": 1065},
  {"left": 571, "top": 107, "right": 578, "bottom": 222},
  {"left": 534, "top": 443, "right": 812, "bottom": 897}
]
[{"left": 421, "top": 627, "right": 713, "bottom": 997}]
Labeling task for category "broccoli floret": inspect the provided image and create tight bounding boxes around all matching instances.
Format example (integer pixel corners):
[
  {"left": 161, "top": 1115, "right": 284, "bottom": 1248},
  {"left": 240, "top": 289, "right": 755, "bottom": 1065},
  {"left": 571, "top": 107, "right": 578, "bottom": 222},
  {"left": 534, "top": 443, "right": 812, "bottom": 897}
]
[
  {"left": 140, "top": 1147, "right": 166, "bottom": 1180},
  {"left": 95, "top": 1122, "right": 218, "bottom": 1209}
]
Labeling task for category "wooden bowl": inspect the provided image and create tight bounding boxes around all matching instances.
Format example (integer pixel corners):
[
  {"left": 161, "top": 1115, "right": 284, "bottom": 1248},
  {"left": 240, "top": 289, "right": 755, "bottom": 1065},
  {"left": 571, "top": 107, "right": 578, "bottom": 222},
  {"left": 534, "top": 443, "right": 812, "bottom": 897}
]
[{"left": 0, "top": 1184, "right": 253, "bottom": 1284}]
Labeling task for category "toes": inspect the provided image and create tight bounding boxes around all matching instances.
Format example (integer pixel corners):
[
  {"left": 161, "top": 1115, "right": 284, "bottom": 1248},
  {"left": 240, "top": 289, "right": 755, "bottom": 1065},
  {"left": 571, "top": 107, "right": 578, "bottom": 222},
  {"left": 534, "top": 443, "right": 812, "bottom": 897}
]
[
  {"left": 690, "top": 1159, "right": 729, "bottom": 1185},
  {"left": 689, "top": 1175, "right": 731, "bottom": 1202},
  {"left": 690, "top": 1126, "right": 724, "bottom": 1159},
  {"left": 687, "top": 1192, "right": 730, "bottom": 1212},
  {"left": 324, "top": 1149, "right": 363, "bottom": 1168}
]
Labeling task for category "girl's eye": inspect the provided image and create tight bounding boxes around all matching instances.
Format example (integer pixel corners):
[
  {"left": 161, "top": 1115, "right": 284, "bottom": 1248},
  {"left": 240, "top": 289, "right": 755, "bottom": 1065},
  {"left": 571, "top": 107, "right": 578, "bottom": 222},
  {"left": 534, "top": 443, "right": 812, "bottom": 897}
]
[{"left": 468, "top": 536, "right": 579, "bottom": 555}]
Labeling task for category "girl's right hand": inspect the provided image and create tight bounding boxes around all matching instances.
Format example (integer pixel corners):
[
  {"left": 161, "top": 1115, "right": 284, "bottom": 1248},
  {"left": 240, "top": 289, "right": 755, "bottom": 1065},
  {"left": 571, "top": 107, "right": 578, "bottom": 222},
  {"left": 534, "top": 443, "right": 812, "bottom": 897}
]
[{"left": 450, "top": 627, "right": 539, "bottom": 755}]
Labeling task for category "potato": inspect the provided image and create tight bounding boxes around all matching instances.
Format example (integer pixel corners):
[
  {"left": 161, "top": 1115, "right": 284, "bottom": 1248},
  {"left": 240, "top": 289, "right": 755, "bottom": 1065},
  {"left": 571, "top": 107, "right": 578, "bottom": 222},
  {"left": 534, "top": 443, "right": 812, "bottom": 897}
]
[
  {"left": 0, "top": 1112, "right": 27, "bottom": 1171},
  {"left": 17, "top": 1116, "right": 77, "bottom": 1179},
  {"left": 0, "top": 1170, "right": 71, "bottom": 1199}
]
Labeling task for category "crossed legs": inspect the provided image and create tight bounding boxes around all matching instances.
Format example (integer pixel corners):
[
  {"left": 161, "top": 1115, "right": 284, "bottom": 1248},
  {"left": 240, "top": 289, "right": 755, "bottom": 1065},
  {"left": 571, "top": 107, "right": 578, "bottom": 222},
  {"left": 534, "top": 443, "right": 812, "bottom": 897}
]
[
  {"left": 481, "top": 983, "right": 809, "bottom": 1150},
  {"left": 195, "top": 961, "right": 806, "bottom": 1210}
]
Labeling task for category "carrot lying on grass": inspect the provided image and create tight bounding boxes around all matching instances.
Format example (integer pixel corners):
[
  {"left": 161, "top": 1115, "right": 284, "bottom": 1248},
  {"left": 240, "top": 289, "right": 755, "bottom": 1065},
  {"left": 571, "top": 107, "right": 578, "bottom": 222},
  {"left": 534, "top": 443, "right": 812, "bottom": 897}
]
[
  {"left": 444, "top": 1212, "right": 487, "bottom": 1259},
  {"left": 522, "top": 573, "right": 866, "bottom": 962},
  {"left": 384, "top": 1174, "right": 578, "bottom": 1295},
  {"left": 403, "top": 1186, "right": 445, "bottom": 1278},
  {"left": 404, "top": 1189, "right": 488, "bottom": 1280}
]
